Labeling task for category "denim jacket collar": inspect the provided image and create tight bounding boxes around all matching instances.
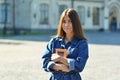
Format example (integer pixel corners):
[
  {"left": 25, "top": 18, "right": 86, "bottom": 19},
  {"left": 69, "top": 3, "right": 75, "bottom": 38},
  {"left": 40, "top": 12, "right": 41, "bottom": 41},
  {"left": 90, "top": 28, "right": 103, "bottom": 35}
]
[{"left": 58, "top": 36, "right": 79, "bottom": 46}]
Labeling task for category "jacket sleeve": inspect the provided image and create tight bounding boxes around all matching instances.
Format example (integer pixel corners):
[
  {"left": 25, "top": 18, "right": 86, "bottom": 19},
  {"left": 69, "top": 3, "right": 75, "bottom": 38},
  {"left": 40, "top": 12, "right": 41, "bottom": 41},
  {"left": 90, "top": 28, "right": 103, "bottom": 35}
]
[
  {"left": 42, "top": 38, "right": 56, "bottom": 72},
  {"left": 68, "top": 40, "right": 89, "bottom": 73}
]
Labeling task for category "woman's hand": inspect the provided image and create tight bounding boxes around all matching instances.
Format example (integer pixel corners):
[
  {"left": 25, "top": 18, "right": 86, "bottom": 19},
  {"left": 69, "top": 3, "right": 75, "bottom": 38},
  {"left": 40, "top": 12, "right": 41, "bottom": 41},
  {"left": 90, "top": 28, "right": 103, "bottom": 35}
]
[
  {"left": 53, "top": 63, "right": 70, "bottom": 72},
  {"left": 51, "top": 54, "right": 61, "bottom": 62},
  {"left": 51, "top": 54, "right": 70, "bottom": 72},
  {"left": 59, "top": 57, "right": 69, "bottom": 66},
  {"left": 51, "top": 54, "right": 69, "bottom": 67},
  {"left": 60, "top": 64, "right": 70, "bottom": 72}
]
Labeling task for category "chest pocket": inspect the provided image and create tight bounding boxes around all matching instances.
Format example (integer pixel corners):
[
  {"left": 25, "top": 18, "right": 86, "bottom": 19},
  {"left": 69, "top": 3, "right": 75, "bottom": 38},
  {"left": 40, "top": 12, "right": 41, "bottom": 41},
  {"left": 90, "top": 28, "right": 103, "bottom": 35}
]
[{"left": 67, "top": 48, "right": 78, "bottom": 58}]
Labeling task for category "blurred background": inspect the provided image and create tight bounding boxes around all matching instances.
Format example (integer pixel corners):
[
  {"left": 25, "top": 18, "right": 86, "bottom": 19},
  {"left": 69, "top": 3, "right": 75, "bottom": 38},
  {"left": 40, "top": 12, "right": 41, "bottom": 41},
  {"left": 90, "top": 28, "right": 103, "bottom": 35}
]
[
  {"left": 0, "top": 0, "right": 120, "bottom": 80},
  {"left": 0, "top": 0, "right": 120, "bottom": 35}
]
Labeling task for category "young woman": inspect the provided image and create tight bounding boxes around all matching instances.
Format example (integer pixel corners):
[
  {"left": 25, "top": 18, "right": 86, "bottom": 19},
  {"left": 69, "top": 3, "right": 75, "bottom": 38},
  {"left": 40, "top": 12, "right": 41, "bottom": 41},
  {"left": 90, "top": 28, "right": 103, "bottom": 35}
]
[{"left": 42, "top": 8, "right": 89, "bottom": 80}]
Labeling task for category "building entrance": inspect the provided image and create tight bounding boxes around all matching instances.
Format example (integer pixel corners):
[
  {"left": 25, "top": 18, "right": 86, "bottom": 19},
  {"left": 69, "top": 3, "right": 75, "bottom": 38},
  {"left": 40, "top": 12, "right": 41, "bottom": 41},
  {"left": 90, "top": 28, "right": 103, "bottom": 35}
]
[{"left": 109, "top": 5, "right": 119, "bottom": 31}]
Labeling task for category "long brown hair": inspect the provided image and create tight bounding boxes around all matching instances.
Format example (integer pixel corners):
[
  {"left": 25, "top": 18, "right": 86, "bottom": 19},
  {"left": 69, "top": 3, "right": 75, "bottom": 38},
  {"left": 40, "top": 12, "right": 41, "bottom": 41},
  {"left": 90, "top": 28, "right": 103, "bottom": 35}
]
[{"left": 56, "top": 8, "right": 87, "bottom": 40}]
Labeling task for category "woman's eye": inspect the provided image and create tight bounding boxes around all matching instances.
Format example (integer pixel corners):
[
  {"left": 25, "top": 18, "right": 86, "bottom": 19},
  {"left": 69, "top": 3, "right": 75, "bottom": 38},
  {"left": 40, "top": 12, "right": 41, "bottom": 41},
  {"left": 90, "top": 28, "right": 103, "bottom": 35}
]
[
  {"left": 68, "top": 20, "right": 71, "bottom": 23},
  {"left": 63, "top": 20, "right": 66, "bottom": 23}
]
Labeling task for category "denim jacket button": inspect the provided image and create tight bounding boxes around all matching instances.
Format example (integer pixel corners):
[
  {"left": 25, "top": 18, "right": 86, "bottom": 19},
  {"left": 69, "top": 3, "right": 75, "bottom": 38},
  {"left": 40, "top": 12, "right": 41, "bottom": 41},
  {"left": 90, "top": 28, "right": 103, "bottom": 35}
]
[{"left": 77, "top": 57, "right": 81, "bottom": 62}]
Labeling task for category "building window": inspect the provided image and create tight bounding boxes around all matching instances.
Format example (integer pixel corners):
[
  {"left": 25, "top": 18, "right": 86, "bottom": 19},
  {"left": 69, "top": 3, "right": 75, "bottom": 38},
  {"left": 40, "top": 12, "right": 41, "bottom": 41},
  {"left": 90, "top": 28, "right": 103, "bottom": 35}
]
[
  {"left": 59, "top": 5, "right": 67, "bottom": 18},
  {"left": 40, "top": 4, "right": 49, "bottom": 24},
  {"left": 93, "top": 7, "right": 100, "bottom": 25},
  {"left": 0, "top": 4, "right": 5, "bottom": 23},
  {"left": 87, "top": 7, "right": 90, "bottom": 17},
  {"left": 0, "top": 3, "right": 11, "bottom": 24},
  {"left": 77, "top": 6, "right": 85, "bottom": 25},
  {"left": 7, "top": 4, "right": 11, "bottom": 23}
]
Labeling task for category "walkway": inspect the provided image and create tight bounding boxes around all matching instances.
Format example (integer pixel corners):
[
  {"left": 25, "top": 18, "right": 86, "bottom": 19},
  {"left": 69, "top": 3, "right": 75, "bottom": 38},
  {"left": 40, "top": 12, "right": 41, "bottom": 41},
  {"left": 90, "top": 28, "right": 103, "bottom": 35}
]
[{"left": 0, "top": 31, "right": 120, "bottom": 80}]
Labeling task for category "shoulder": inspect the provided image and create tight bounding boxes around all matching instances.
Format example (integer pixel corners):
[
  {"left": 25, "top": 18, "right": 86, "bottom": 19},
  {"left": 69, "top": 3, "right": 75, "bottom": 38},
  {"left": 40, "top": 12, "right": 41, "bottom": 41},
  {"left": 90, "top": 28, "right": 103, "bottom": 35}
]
[
  {"left": 78, "top": 39, "right": 88, "bottom": 47},
  {"left": 79, "top": 39, "right": 87, "bottom": 43},
  {"left": 49, "top": 37, "right": 62, "bottom": 43}
]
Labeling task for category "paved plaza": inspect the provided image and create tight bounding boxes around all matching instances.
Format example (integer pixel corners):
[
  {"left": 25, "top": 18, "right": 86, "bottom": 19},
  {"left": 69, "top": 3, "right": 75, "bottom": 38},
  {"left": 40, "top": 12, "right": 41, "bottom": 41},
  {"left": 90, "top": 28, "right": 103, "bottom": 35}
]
[{"left": 0, "top": 31, "right": 120, "bottom": 80}]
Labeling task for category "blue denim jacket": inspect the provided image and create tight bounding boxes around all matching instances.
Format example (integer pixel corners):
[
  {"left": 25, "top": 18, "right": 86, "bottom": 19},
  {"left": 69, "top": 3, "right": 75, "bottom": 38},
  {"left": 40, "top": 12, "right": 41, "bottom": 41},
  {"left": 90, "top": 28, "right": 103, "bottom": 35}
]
[{"left": 42, "top": 36, "right": 89, "bottom": 80}]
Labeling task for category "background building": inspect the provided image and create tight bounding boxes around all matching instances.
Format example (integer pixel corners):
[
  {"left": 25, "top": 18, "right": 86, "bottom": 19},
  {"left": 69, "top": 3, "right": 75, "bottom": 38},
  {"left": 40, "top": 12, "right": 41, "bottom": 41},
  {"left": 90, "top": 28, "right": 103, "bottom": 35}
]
[{"left": 0, "top": 0, "right": 120, "bottom": 33}]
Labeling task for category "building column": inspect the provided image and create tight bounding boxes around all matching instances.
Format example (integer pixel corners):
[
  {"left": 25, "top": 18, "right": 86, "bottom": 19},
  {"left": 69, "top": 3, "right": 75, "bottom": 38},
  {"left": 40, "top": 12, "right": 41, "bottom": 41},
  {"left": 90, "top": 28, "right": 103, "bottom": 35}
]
[
  {"left": 104, "top": 0, "right": 109, "bottom": 30},
  {"left": 49, "top": 0, "right": 57, "bottom": 29},
  {"left": 118, "top": 1, "right": 120, "bottom": 30}
]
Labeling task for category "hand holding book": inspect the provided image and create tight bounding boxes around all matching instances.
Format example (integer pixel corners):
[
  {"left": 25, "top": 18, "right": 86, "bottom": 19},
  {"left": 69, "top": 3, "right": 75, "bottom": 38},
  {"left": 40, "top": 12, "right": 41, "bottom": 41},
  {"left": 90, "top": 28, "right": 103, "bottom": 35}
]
[
  {"left": 51, "top": 54, "right": 61, "bottom": 62},
  {"left": 52, "top": 63, "right": 70, "bottom": 72},
  {"left": 51, "top": 49, "right": 68, "bottom": 66}
]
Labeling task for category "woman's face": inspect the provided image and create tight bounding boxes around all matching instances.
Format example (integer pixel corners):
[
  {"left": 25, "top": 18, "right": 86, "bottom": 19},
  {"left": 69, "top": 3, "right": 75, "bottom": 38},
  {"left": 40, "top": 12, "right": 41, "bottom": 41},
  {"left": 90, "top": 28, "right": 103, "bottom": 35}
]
[{"left": 62, "top": 15, "right": 74, "bottom": 35}]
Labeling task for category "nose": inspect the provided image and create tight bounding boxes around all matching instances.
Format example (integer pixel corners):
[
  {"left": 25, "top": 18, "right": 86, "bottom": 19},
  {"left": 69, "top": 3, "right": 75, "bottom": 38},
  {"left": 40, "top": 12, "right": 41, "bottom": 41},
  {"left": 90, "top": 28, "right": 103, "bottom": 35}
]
[{"left": 64, "top": 22, "right": 68, "bottom": 27}]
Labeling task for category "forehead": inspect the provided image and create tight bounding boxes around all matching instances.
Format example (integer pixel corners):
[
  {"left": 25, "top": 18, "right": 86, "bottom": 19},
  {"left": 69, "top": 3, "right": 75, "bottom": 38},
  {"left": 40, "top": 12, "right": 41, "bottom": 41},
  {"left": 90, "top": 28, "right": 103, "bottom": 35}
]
[{"left": 63, "top": 15, "right": 71, "bottom": 20}]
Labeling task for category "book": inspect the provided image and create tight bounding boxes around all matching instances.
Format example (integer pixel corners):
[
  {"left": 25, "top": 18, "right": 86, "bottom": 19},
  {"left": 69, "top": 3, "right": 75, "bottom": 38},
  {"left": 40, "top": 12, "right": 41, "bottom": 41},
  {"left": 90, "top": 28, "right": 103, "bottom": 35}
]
[{"left": 55, "top": 49, "right": 67, "bottom": 58}]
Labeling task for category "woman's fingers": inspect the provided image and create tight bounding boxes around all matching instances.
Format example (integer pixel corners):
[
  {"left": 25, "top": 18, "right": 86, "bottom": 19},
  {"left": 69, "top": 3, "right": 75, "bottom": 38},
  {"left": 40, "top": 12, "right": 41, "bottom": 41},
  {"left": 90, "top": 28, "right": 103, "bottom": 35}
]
[{"left": 51, "top": 54, "right": 61, "bottom": 62}]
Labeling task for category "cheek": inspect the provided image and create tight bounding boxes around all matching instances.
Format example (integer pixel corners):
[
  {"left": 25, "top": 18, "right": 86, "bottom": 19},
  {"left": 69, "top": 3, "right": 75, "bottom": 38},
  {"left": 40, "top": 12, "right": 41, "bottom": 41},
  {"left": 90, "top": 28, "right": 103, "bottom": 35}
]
[
  {"left": 62, "top": 25, "right": 65, "bottom": 30},
  {"left": 70, "top": 23, "right": 73, "bottom": 28},
  {"left": 70, "top": 25, "right": 73, "bottom": 30}
]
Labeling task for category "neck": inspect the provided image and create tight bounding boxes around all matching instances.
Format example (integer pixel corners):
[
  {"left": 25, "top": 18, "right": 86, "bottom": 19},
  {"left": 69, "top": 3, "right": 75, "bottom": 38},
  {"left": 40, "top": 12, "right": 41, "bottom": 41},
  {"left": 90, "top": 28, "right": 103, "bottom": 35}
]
[{"left": 65, "top": 33, "right": 74, "bottom": 43}]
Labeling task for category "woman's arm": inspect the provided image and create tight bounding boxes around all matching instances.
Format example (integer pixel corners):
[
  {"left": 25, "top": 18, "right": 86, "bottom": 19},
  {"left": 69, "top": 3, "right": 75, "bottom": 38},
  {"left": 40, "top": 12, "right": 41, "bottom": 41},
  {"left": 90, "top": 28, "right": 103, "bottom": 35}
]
[
  {"left": 71, "top": 40, "right": 89, "bottom": 72},
  {"left": 52, "top": 40, "right": 89, "bottom": 73},
  {"left": 58, "top": 40, "right": 89, "bottom": 72},
  {"left": 52, "top": 63, "right": 70, "bottom": 72},
  {"left": 42, "top": 38, "right": 56, "bottom": 72},
  {"left": 42, "top": 37, "right": 71, "bottom": 72}
]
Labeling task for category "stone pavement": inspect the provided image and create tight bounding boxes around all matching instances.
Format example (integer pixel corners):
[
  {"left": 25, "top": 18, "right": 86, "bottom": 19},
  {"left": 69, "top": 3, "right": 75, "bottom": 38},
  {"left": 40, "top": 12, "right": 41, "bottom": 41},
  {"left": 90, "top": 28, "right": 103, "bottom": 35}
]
[{"left": 0, "top": 31, "right": 120, "bottom": 80}]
